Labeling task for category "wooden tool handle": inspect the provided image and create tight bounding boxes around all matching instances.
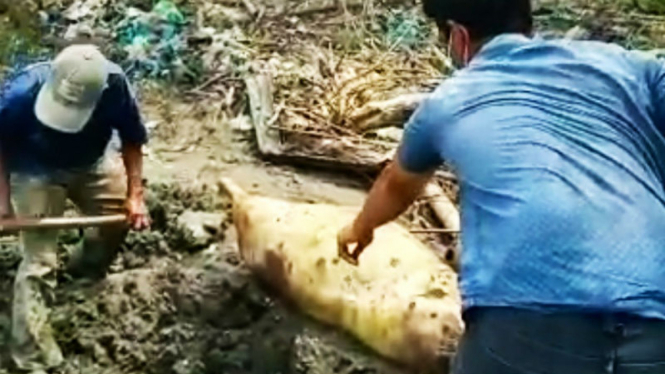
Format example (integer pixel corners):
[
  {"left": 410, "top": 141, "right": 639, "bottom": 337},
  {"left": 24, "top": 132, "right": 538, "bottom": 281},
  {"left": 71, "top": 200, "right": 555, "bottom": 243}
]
[{"left": 0, "top": 214, "right": 127, "bottom": 232}]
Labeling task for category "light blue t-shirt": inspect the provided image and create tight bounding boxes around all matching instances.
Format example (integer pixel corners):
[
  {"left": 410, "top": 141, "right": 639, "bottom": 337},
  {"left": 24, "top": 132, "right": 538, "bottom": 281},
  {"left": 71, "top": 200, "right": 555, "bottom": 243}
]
[{"left": 398, "top": 34, "right": 665, "bottom": 319}]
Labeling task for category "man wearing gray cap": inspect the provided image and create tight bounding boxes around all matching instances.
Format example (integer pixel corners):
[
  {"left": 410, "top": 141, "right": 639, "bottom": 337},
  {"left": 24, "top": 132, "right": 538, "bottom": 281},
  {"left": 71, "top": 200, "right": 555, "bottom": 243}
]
[{"left": 0, "top": 44, "right": 150, "bottom": 373}]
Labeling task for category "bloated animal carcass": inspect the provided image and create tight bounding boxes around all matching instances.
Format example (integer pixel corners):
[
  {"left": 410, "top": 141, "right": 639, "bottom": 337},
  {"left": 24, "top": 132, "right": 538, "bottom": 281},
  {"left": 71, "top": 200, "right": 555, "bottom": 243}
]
[{"left": 220, "top": 178, "right": 463, "bottom": 370}]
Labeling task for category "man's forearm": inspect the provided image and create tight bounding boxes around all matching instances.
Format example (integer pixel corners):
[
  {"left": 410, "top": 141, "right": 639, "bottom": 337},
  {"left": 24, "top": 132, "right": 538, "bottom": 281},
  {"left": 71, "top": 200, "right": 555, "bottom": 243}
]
[
  {"left": 121, "top": 142, "right": 144, "bottom": 198},
  {"left": 353, "top": 161, "right": 432, "bottom": 234}
]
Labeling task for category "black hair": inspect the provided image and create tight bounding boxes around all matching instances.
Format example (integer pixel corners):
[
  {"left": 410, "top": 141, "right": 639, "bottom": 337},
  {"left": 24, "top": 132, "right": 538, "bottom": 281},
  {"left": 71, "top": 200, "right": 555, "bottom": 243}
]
[{"left": 422, "top": 0, "right": 533, "bottom": 41}]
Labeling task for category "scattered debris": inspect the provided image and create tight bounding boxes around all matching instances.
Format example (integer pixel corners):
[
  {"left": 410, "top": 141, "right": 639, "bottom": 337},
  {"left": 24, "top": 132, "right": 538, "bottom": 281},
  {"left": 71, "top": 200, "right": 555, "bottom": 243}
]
[
  {"left": 245, "top": 73, "right": 391, "bottom": 175},
  {"left": 348, "top": 93, "right": 429, "bottom": 132},
  {"left": 372, "top": 127, "right": 404, "bottom": 143},
  {"left": 176, "top": 210, "right": 226, "bottom": 249},
  {"left": 635, "top": 0, "right": 665, "bottom": 14}
]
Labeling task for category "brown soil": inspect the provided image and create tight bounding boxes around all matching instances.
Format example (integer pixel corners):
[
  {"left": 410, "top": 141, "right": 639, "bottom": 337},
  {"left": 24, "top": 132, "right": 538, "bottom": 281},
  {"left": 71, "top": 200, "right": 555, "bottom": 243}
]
[{"left": 0, "top": 181, "right": 415, "bottom": 374}]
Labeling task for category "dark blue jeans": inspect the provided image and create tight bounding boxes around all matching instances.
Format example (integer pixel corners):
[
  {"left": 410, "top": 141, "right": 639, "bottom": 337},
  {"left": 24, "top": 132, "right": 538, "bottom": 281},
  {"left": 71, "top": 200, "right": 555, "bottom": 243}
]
[{"left": 452, "top": 307, "right": 665, "bottom": 374}]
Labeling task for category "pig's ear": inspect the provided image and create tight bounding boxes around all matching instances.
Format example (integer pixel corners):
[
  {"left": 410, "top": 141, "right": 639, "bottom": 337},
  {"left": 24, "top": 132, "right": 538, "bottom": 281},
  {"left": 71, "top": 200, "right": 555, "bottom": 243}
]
[{"left": 218, "top": 178, "right": 249, "bottom": 203}]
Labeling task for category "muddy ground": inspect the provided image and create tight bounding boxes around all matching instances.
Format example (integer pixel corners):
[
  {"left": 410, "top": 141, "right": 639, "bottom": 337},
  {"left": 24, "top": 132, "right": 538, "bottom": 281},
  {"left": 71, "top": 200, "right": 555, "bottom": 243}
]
[{"left": 0, "top": 179, "right": 414, "bottom": 374}]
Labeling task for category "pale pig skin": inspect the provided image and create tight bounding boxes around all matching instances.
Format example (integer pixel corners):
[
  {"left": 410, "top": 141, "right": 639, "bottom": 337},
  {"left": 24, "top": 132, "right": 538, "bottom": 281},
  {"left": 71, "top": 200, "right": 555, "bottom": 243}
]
[{"left": 220, "top": 178, "right": 464, "bottom": 371}]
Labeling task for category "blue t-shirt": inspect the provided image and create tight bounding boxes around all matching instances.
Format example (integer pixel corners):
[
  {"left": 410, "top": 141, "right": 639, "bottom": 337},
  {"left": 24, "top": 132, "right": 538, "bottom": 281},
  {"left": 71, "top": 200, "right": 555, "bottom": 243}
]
[
  {"left": 0, "top": 62, "right": 147, "bottom": 175},
  {"left": 398, "top": 34, "right": 665, "bottom": 319}
]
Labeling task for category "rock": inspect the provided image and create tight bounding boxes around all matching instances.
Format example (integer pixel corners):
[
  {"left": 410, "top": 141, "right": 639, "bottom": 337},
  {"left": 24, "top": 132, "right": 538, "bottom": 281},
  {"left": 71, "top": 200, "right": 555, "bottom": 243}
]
[
  {"left": 203, "top": 345, "right": 250, "bottom": 373},
  {"left": 215, "top": 330, "right": 243, "bottom": 350},
  {"left": 532, "top": 0, "right": 561, "bottom": 13},
  {"left": 63, "top": 0, "right": 109, "bottom": 21},
  {"left": 229, "top": 115, "right": 254, "bottom": 131},
  {"left": 290, "top": 333, "right": 391, "bottom": 374},
  {"left": 198, "top": 3, "right": 251, "bottom": 28},
  {"left": 64, "top": 23, "right": 94, "bottom": 40},
  {"left": 173, "top": 358, "right": 203, "bottom": 374},
  {"left": 0, "top": 241, "right": 22, "bottom": 272},
  {"left": 373, "top": 127, "right": 403, "bottom": 143},
  {"left": 564, "top": 26, "right": 591, "bottom": 40},
  {"left": 176, "top": 211, "right": 226, "bottom": 245}
]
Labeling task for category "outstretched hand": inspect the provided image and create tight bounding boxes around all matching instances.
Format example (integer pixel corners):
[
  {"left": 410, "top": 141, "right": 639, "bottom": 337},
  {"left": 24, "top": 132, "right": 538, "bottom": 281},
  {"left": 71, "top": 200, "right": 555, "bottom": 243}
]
[{"left": 337, "top": 223, "right": 374, "bottom": 266}]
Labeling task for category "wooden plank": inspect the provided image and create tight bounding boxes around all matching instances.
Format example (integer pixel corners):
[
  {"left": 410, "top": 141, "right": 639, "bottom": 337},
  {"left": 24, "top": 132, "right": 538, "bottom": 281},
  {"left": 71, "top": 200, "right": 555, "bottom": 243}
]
[{"left": 245, "top": 73, "right": 284, "bottom": 156}]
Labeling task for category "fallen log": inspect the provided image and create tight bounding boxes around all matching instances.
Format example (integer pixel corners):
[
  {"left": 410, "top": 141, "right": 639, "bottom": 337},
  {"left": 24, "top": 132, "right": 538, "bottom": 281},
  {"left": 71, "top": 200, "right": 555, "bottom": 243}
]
[
  {"left": 220, "top": 177, "right": 463, "bottom": 371},
  {"left": 381, "top": 151, "right": 461, "bottom": 244},
  {"left": 347, "top": 93, "right": 429, "bottom": 132},
  {"left": 422, "top": 182, "right": 461, "bottom": 267}
]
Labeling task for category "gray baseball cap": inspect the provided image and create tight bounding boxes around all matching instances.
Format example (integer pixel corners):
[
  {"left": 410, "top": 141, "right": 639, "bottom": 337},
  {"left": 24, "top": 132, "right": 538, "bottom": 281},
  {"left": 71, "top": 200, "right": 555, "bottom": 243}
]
[{"left": 34, "top": 44, "right": 109, "bottom": 133}]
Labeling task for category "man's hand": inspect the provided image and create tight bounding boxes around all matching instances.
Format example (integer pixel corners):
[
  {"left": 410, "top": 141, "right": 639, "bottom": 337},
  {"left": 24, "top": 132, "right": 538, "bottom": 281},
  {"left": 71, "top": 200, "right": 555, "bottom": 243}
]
[
  {"left": 125, "top": 196, "right": 150, "bottom": 231},
  {"left": 335, "top": 160, "right": 433, "bottom": 266},
  {"left": 337, "top": 222, "right": 374, "bottom": 266}
]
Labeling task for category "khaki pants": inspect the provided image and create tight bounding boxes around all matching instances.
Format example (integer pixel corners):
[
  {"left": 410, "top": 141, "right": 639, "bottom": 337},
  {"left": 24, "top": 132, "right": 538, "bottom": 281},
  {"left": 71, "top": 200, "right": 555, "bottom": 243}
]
[{"left": 10, "top": 155, "right": 127, "bottom": 371}]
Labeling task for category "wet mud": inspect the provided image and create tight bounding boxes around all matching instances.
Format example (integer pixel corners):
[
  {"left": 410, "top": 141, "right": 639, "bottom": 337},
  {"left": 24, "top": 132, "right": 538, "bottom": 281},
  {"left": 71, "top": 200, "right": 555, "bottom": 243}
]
[{"left": 0, "top": 183, "right": 413, "bottom": 374}]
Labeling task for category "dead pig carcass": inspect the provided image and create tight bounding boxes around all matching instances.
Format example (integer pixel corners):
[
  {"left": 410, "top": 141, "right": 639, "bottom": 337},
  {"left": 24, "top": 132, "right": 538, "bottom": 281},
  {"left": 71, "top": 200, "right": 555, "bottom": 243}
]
[{"left": 219, "top": 178, "right": 463, "bottom": 371}]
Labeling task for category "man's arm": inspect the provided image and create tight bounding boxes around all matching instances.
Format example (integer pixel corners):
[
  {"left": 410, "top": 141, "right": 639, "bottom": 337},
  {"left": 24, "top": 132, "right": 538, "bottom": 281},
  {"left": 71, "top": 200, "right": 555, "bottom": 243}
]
[
  {"left": 350, "top": 159, "right": 433, "bottom": 242},
  {"left": 338, "top": 95, "right": 445, "bottom": 264},
  {"left": 122, "top": 142, "right": 143, "bottom": 199},
  {"left": 121, "top": 141, "right": 149, "bottom": 229},
  {"left": 109, "top": 71, "right": 150, "bottom": 230}
]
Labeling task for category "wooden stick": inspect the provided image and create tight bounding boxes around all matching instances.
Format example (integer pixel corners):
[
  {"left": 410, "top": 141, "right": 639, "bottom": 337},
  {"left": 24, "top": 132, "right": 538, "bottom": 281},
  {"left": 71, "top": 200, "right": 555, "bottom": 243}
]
[
  {"left": 348, "top": 93, "right": 429, "bottom": 132},
  {"left": 422, "top": 183, "right": 460, "bottom": 232},
  {"left": 186, "top": 72, "right": 231, "bottom": 93},
  {"left": 0, "top": 214, "right": 127, "bottom": 233},
  {"left": 241, "top": 0, "right": 259, "bottom": 16},
  {"left": 421, "top": 182, "right": 461, "bottom": 267}
]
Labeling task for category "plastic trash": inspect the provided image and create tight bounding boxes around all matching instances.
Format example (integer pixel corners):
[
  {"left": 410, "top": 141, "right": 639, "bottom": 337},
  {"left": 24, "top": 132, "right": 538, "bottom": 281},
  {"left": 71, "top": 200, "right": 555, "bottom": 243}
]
[
  {"left": 152, "top": 0, "right": 185, "bottom": 25},
  {"left": 113, "top": 1, "right": 190, "bottom": 81},
  {"left": 383, "top": 10, "right": 430, "bottom": 49}
]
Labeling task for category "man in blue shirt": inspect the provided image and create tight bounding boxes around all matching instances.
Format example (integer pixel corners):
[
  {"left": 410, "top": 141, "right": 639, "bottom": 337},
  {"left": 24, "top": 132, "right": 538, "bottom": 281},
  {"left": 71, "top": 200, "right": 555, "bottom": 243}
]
[
  {"left": 0, "top": 44, "right": 150, "bottom": 373},
  {"left": 338, "top": 0, "right": 665, "bottom": 373}
]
